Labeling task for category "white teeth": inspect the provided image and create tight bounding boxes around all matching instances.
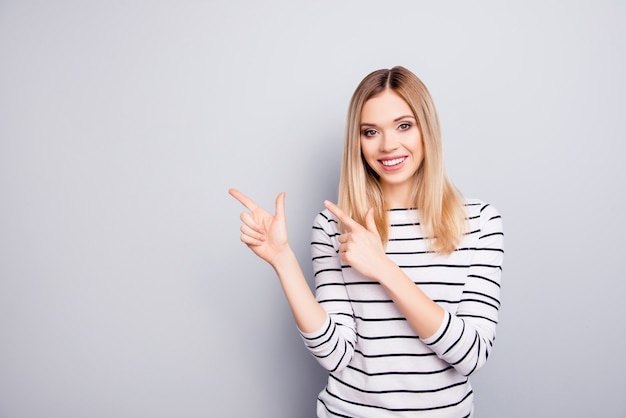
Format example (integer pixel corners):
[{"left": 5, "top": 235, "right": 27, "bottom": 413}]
[{"left": 381, "top": 157, "right": 405, "bottom": 166}]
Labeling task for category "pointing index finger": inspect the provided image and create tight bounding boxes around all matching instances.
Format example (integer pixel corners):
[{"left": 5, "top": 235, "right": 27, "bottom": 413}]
[
  {"left": 229, "top": 188, "right": 257, "bottom": 211},
  {"left": 324, "top": 200, "right": 360, "bottom": 231}
]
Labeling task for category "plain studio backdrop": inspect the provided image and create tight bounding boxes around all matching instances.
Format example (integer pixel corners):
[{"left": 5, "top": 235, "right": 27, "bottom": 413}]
[{"left": 1, "top": 1, "right": 625, "bottom": 417}]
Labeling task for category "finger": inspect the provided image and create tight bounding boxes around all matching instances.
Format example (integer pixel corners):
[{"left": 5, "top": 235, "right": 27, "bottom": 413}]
[
  {"left": 241, "top": 224, "right": 266, "bottom": 242},
  {"left": 275, "top": 192, "right": 286, "bottom": 220},
  {"left": 364, "top": 208, "right": 380, "bottom": 238},
  {"left": 229, "top": 188, "right": 258, "bottom": 211},
  {"left": 324, "top": 200, "right": 360, "bottom": 230},
  {"left": 240, "top": 212, "right": 264, "bottom": 233},
  {"left": 240, "top": 233, "right": 264, "bottom": 247}
]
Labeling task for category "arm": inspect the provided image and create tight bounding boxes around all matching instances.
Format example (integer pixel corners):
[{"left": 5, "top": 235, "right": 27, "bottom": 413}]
[
  {"left": 228, "top": 189, "right": 326, "bottom": 333},
  {"left": 324, "top": 200, "right": 504, "bottom": 376},
  {"left": 300, "top": 211, "right": 357, "bottom": 372},
  {"left": 324, "top": 201, "right": 445, "bottom": 339},
  {"left": 421, "top": 203, "right": 503, "bottom": 376}
]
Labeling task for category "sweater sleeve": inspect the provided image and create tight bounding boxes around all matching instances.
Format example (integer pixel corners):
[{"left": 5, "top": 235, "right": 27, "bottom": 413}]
[
  {"left": 298, "top": 211, "right": 356, "bottom": 372},
  {"left": 421, "top": 203, "right": 504, "bottom": 376}
]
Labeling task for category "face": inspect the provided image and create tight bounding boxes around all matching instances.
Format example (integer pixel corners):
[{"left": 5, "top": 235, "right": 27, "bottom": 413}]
[{"left": 359, "top": 89, "right": 424, "bottom": 204}]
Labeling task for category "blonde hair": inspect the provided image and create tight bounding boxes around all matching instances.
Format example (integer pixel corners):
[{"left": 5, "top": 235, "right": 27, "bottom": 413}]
[{"left": 338, "top": 66, "right": 466, "bottom": 254}]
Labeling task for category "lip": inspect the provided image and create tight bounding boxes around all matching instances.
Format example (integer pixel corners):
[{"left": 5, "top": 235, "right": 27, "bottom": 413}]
[{"left": 378, "top": 156, "right": 407, "bottom": 172}]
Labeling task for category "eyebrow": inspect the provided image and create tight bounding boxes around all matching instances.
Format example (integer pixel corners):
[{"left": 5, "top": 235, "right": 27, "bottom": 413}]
[{"left": 360, "top": 115, "right": 416, "bottom": 127}]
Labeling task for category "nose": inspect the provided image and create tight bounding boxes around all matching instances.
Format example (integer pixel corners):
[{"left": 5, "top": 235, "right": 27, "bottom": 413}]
[{"left": 379, "top": 131, "right": 399, "bottom": 152}]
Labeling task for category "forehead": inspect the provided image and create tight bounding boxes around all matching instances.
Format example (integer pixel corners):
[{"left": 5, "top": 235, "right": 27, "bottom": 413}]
[{"left": 360, "top": 89, "right": 413, "bottom": 124}]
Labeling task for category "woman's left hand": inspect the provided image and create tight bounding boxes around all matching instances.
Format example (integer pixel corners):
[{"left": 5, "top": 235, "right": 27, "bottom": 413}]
[{"left": 324, "top": 200, "right": 393, "bottom": 281}]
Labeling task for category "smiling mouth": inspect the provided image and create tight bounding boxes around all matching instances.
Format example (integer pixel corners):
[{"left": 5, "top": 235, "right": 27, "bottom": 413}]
[{"left": 380, "top": 157, "right": 407, "bottom": 167}]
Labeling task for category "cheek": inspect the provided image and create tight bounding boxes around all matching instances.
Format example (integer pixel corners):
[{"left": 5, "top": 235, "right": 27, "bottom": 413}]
[
  {"left": 359, "top": 144, "right": 379, "bottom": 172},
  {"left": 413, "top": 136, "right": 424, "bottom": 156},
  {"left": 360, "top": 141, "right": 375, "bottom": 161}
]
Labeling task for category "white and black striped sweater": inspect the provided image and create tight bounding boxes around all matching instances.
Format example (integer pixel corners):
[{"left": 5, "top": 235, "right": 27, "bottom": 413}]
[{"left": 300, "top": 199, "right": 504, "bottom": 417}]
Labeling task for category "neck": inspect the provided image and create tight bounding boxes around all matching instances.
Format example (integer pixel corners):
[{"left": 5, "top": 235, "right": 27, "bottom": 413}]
[{"left": 381, "top": 183, "right": 416, "bottom": 209}]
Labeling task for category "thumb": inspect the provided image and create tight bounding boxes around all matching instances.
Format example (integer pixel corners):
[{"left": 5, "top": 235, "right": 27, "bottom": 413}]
[
  {"left": 275, "top": 192, "right": 286, "bottom": 220},
  {"left": 365, "top": 208, "right": 380, "bottom": 238}
]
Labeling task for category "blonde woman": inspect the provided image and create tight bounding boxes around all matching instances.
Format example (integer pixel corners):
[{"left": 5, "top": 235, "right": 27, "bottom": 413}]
[{"left": 229, "top": 66, "right": 504, "bottom": 417}]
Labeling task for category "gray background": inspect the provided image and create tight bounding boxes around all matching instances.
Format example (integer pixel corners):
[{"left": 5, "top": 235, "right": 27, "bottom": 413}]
[{"left": 1, "top": 1, "right": 625, "bottom": 417}]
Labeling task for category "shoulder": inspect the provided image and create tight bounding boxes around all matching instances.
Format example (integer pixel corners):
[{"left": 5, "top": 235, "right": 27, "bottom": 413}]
[
  {"left": 311, "top": 209, "right": 341, "bottom": 251},
  {"left": 312, "top": 208, "right": 340, "bottom": 232},
  {"left": 463, "top": 197, "right": 502, "bottom": 222},
  {"left": 463, "top": 198, "right": 503, "bottom": 244}
]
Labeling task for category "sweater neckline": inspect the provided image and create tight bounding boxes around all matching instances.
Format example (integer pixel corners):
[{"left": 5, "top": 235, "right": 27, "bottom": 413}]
[{"left": 387, "top": 207, "right": 419, "bottom": 222}]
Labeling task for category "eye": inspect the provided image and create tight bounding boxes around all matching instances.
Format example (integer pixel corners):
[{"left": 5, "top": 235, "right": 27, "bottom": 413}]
[
  {"left": 398, "top": 122, "right": 412, "bottom": 131},
  {"left": 362, "top": 129, "right": 378, "bottom": 137}
]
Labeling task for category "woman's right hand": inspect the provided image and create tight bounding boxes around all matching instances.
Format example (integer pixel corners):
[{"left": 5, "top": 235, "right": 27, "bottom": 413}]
[{"left": 228, "top": 188, "right": 290, "bottom": 266}]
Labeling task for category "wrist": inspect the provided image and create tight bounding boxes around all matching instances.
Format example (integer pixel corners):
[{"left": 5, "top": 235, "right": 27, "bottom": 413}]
[
  {"left": 371, "top": 256, "right": 399, "bottom": 285},
  {"left": 270, "top": 246, "right": 296, "bottom": 270}
]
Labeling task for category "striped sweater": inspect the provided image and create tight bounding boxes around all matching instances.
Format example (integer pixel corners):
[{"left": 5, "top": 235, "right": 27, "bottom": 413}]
[{"left": 300, "top": 199, "right": 504, "bottom": 417}]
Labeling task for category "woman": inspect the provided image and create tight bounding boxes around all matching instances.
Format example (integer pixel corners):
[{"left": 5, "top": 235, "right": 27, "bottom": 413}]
[{"left": 229, "top": 66, "right": 503, "bottom": 417}]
